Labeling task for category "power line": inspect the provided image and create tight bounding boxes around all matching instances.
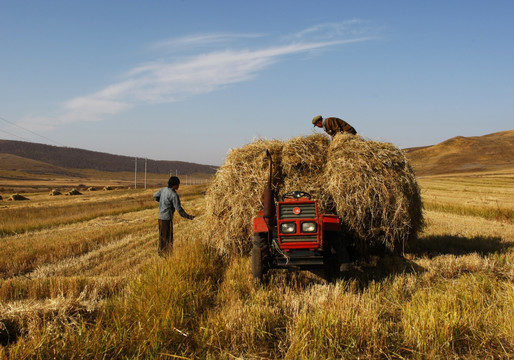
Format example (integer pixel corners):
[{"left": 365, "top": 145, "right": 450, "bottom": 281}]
[
  {"left": 0, "top": 115, "right": 67, "bottom": 147},
  {"left": 0, "top": 128, "right": 32, "bottom": 142}
]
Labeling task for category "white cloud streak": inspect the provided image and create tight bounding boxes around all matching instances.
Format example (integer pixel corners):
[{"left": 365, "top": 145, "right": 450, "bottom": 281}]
[
  {"left": 20, "top": 24, "right": 375, "bottom": 130},
  {"left": 150, "top": 32, "right": 266, "bottom": 49},
  {"left": 291, "top": 20, "right": 369, "bottom": 40}
]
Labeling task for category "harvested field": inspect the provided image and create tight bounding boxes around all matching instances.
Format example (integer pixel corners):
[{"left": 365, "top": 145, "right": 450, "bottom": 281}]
[
  {"left": 0, "top": 185, "right": 204, "bottom": 350},
  {"left": 0, "top": 188, "right": 158, "bottom": 236},
  {"left": 0, "top": 174, "right": 513, "bottom": 358},
  {"left": 418, "top": 175, "right": 514, "bottom": 221}
]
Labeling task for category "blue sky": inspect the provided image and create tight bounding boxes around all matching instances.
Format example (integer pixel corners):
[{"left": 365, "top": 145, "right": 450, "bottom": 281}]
[{"left": 1, "top": 0, "right": 513, "bottom": 165}]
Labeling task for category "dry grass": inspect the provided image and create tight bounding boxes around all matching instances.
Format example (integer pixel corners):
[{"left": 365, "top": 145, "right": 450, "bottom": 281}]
[
  {"left": 0, "top": 189, "right": 157, "bottom": 236},
  {"left": 200, "top": 225, "right": 513, "bottom": 359},
  {"left": 0, "top": 184, "right": 207, "bottom": 354},
  {"left": 0, "top": 209, "right": 154, "bottom": 279},
  {"left": 0, "top": 292, "right": 101, "bottom": 350},
  {"left": 2, "top": 214, "right": 225, "bottom": 358},
  {"left": 1, "top": 166, "right": 513, "bottom": 359},
  {"left": 418, "top": 174, "right": 514, "bottom": 222}
]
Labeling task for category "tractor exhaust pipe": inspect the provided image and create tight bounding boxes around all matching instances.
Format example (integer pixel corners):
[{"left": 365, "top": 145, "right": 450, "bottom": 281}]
[{"left": 263, "top": 150, "right": 276, "bottom": 219}]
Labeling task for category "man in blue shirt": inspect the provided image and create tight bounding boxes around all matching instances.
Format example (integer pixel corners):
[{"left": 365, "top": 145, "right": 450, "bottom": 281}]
[{"left": 153, "top": 176, "right": 195, "bottom": 255}]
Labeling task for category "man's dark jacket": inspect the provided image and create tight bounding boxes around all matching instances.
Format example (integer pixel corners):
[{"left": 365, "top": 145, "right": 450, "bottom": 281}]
[{"left": 323, "top": 117, "right": 357, "bottom": 136}]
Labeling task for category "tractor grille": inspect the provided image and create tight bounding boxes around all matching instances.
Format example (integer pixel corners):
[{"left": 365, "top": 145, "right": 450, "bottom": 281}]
[
  {"left": 279, "top": 203, "right": 316, "bottom": 219},
  {"left": 280, "top": 235, "right": 318, "bottom": 243}
]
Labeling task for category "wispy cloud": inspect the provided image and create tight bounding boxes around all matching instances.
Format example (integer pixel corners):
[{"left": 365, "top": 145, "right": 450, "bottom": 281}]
[
  {"left": 20, "top": 23, "right": 376, "bottom": 130},
  {"left": 290, "top": 20, "right": 370, "bottom": 40},
  {"left": 150, "top": 32, "right": 266, "bottom": 50}
]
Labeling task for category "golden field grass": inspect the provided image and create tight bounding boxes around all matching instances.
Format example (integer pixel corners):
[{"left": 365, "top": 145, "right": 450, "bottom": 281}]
[
  {"left": 0, "top": 175, "right": 513, "bottom": 359},
  {"left": 418, "top": 172, "right": 514, "bottom": 222}
]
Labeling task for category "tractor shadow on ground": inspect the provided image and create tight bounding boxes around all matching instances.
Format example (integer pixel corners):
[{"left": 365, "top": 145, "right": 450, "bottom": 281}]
[
  {"left": 257, "top": 235, "right": 513, "bottom": 290},
  {"left": 407, "top": 234, "right": 513, "bottom": 258},
  {"left": 346, "top": 234, "right": 513, "bottom": 287},
  {"left": 347, "top": 254, "right": 425, "bottom": 286}
]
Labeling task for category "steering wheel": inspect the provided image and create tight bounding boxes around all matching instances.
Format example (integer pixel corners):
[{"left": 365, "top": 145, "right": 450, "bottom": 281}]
[{"left": 281, "top": 191, "right": 312, "bottom": 201}]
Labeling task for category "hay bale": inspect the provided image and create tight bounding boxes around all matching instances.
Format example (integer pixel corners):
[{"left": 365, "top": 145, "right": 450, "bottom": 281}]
[
  {"left": 65, "top": 189, "right": 82, "bottom": 196},
  {"left": 9, "top": 194, "right": 29, "bottom": 201},
  {"left": 204, "top": 138, "right": 284, "bottom": 255},
  {"left": 103, "top": 186, "right": 113, "bottom": 191},
  {"left": 281, "top": 134, "right": 334, "bottom": 213},
  {"left": 87, "top": 187, "right": 97, "bottom": 191},
  {"left": 204, "top": 134, "right": 423, "bottom": 257},
  {"left": 49, "top": 190, "right": 62, "bottom": 196},
  {"left": 324, "top": 134, "right": 423, "bottom": 253}
]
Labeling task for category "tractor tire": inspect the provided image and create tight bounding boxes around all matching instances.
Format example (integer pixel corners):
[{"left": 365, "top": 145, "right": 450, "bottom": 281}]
[
  {"left": 252, "top": 233, "right": 269, "bottom": 282},
  {"left": 324, "top": 231, "right": 351, "bottom": 281}
]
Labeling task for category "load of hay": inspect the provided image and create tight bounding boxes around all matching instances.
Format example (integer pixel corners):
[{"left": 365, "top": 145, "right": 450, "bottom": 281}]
[
  {"left": 204, "top": 134, "right": 423, "bottom": 257},
  {"left": 204, "top": 139, "right": 284, "bottom": 255},
  {"left": 281, "top": 134, "right": 333, "bottom": 213},
  {"left": 324, "top": 134, "right": 423, "bottom": 254},
  {"left": 49, "top": 189, "right": 62, "bottom": 196},
  {"left": 65, "top": 189, "right": 82, "bottom": 196}
]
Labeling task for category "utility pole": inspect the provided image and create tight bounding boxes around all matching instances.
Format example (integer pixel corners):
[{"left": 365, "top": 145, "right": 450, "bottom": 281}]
[
  {"left": 134, "top": 157, "right": 138, "bottom": 189},
  {"left": 144, "top": 158, "right": 147, "bottom": 189}
]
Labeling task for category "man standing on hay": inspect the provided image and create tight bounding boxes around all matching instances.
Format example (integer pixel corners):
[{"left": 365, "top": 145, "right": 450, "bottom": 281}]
[
  {"left": 153, "top": 176, "right": 195, "bottom": 256},
  {"left": 312, "top": 115, "right": 357, "bottom": 136}
]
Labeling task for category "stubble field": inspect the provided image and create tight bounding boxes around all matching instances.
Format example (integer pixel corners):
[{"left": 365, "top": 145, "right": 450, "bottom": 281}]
[{"left": 0, "top": 174, "right": 513, "bottom": 359}]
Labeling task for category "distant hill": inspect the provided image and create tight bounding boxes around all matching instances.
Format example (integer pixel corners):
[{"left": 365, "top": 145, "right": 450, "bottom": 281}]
[
  {"left": 0, "top": 153, "right": 82, "bottom": 178},
  {"left": 404, "top": 130, "right": 514, "bottom": 176},
  {"left": 3, "top": 131, "right": 513, "bottom": 179},
  {"left": 0, "top": 140, "right": 217, "bottom": 175}
]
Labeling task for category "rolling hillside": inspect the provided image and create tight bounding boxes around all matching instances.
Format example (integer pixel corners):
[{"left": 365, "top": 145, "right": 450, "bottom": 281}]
[
  {"left": 0, "top": 153, "right": 82, "bottom": 178},
  {"left": 0, "top": 139, "right": 217, "bottom": 175},
  {"left": 404, "top": 130, "right": 514, "bottom": 176},
  {"left": 2, "top": 130, "right": 513, "bottom": 179}
]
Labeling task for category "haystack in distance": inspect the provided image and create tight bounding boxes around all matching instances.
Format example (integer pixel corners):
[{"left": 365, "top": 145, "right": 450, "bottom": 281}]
[{"left": 204, "top": 133, "right": 423, "bottom": 257}]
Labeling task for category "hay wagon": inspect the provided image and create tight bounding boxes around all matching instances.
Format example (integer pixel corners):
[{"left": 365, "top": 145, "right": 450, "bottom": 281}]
[
  {"left": 204, "top": 134, "right": 423, "bottom": 277},
  {"left": 251, "top": 150, "right": 350, "bottom": 282}
]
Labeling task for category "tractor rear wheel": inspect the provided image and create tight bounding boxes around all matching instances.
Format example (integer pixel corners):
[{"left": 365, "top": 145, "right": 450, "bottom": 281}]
[
  {"left": 252, "top": 233, "right": 269, "bottom": 282},
  {"left": 324, "top": 231, "right": 351, "bottom": 281}
]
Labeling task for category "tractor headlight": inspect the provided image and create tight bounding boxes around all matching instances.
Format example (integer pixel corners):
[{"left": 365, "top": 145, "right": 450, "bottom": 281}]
[
  {"left": 301, "top": 222, "right": 317, "bottom": 233},
  {"left": 280, "top": 222, "right": 296, "bottom": 233}
]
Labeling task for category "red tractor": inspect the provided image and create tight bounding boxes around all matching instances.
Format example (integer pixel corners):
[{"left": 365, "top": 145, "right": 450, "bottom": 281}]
[{"left": 252, "top": 151, "right": 350, "bottom": 282}]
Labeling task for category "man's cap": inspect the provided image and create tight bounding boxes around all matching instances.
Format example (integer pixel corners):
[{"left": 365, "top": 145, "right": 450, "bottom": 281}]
[{"left": 312, "top": 115, "right": 323, "bottom": 126}]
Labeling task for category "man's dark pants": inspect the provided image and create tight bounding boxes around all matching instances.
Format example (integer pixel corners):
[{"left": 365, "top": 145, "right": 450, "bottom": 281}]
[{"left": 158, "top": 219, "right": 173, "bottom": 255}]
